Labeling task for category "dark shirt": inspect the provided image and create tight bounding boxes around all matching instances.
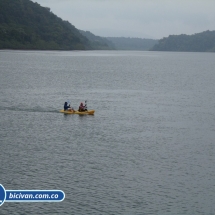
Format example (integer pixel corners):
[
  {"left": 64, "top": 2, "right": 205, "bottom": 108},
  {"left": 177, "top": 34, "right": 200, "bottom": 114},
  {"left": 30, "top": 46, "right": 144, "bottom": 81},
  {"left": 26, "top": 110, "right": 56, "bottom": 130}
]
[{"left": 64, "top": 102, "right": 70, "bottom": 111}]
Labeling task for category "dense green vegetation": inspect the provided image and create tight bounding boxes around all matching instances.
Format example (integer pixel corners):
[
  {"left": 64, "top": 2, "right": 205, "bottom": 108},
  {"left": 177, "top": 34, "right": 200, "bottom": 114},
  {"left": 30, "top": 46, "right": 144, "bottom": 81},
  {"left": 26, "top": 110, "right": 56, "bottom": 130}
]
[
  {"left": 106, "top": 37, "right": 158, "bottom": 51},
  {"left": 151, "top": 30, "right": 215, "bottom": 52},
  {"left": 0, "top": 0, "right": 92, "bottom": 50}
]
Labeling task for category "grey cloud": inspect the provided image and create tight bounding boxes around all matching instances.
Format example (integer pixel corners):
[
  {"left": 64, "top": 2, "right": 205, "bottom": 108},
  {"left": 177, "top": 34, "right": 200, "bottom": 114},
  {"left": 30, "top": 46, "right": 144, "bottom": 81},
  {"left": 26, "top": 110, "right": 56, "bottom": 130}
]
[{"left": 33, "top": 0, "right": 215, "bottom": 39}]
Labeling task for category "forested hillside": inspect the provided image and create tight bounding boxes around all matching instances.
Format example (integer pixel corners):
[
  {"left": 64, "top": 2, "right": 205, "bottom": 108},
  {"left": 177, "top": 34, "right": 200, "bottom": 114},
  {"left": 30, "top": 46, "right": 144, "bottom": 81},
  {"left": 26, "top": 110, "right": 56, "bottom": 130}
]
[
  {"left": 0, "top": 0, "right": 92, "bottom": 50},
  {"left": 151, "top": 30, "right": 215, "bottom": 52}
]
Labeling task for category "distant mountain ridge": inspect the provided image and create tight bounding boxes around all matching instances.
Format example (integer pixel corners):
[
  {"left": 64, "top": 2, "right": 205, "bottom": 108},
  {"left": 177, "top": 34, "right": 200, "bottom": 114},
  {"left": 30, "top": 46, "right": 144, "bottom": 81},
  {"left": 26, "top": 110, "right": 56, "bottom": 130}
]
[
  {"left": 79, "top": 31, "right": 158, "bottom": 51},
  {"left": 105, "top": 37, "right": 158, "bottom": 51},
  {"left": 151, "top": 30, "right": 215, "bottom": 52}
]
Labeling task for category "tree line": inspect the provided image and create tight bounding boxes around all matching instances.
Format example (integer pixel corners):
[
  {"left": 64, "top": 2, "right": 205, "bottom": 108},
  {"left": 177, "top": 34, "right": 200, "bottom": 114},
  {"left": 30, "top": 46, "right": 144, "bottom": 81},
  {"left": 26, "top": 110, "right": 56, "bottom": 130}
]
[{"left": 150, "top": 31, "right": 215, "bottom": 52}]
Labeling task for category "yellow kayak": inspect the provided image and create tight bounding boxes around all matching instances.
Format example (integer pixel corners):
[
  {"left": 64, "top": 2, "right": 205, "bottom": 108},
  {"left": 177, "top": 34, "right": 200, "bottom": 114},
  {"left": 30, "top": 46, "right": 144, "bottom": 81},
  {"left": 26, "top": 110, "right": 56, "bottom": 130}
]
[{"left": 60, "top": 109, "right": 95, "bottom": 115}]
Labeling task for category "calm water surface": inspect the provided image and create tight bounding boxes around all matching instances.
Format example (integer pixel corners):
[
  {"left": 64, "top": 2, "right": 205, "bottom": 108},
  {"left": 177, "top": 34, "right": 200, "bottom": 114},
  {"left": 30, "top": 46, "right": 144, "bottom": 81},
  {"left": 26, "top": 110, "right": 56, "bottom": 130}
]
[{"left": 0, "top": 50, "right": 215, "bottom": 214}]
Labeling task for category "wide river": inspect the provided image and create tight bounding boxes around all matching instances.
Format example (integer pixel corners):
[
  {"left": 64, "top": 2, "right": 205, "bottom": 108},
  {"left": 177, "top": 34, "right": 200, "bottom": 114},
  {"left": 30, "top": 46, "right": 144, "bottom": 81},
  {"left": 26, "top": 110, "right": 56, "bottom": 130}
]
[{"left": 0, "top": 50, "right": 215, "bottom": 215}]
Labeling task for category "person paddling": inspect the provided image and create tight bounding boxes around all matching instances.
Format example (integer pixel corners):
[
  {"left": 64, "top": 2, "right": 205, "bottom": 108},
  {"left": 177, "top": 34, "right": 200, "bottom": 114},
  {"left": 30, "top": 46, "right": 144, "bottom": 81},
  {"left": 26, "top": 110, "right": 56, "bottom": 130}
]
[
  {"left": 78, "top": 102, "right": 85, "bottom": 112},
  {"left": 64, "top": 102, "right": 74, "bottom": 112}
]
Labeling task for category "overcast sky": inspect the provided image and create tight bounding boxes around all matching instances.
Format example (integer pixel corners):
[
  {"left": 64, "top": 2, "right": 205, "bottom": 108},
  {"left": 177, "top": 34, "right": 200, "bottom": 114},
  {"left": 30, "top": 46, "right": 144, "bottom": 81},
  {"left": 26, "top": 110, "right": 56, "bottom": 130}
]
[{"left": 32, "top": 0, "right": 215, "bottom": 39}]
